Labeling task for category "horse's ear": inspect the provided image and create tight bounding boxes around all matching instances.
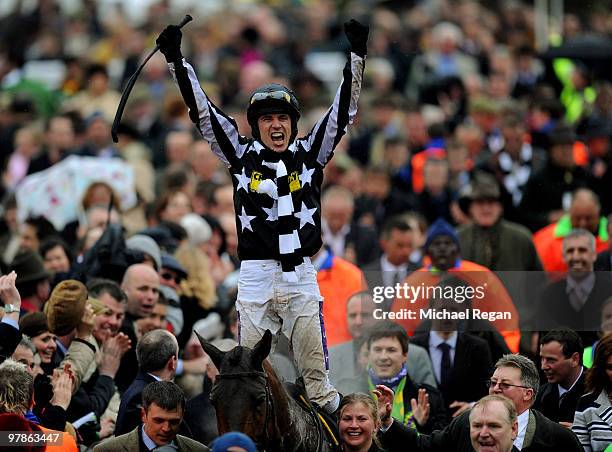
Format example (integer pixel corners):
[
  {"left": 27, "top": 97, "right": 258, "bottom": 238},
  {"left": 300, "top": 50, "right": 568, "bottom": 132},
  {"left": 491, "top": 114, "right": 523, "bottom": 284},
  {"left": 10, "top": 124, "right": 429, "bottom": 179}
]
[
  {"left": 196, "top": 331, "right": 225, "bottom": 370},
  {"left": 251, "top": 329, "right": 272, "bottom": 368}
]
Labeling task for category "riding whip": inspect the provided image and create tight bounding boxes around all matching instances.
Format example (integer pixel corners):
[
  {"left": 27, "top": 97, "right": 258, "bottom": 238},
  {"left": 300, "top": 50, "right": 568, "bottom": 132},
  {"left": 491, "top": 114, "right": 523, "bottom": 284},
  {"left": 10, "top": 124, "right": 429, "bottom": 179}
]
[{"left": 111, "top": 14, "right": 193, "bottom": 143}]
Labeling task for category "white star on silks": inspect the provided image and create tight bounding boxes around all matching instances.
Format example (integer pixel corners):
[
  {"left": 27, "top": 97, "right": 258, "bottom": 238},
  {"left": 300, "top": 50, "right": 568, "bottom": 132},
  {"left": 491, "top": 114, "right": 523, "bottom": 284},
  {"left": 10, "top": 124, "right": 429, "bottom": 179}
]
[
  {"left": 233, "top": 168, "right": 250, "bottom": 192},
  {"left": 294, "top": 202, "right": 317, "bottom": 229},
  {"left": 262, "top": 201, "right": 278, "bottom": 222},
  {"left": 300, "top": 164, "right": 315, "bottom": 187},
  {"left": 238, "top": 206, "right": 256, "bottom": 232}
]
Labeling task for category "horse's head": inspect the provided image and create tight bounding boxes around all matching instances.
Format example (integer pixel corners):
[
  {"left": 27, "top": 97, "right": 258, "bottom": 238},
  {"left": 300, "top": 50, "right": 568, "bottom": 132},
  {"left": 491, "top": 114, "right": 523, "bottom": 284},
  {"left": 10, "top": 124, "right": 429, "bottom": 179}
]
[{"left": 197, "top": 330, "right": 273, "bottom": 444}]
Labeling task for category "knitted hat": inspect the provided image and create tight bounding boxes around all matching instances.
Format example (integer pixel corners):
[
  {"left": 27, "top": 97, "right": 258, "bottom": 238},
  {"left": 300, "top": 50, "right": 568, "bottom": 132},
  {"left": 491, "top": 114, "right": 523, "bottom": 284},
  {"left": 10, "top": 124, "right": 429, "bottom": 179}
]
[
  {"left": 424, "top": 218, "right": 460, "bottom": 251},
  {"left": 126, "top": 234, "right": 162, "bottom": 270},
  {"left": 10, "top": 250, "right": 50, "bottom": 285},
  {"left": 212, "top": 432, "right": 257, "bottom": 452},
  {"left": 180, "top": 213, "right": 212, "bottom": 246},
  {"left": 44, "top": 280, "right": 88, "bottom": 336},
  {"left": 19, "top": 312, "right": 50, "bottom": 338}
]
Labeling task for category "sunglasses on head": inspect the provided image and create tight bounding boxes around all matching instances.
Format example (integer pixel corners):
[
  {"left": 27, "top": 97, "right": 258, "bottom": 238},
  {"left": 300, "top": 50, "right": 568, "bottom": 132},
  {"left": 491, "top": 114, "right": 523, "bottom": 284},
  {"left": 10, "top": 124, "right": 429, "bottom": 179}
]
[
  {"left": 250, "top": 91, "right": 292, "bottom": 104},
  {"left": 161, "top": 272, "right": 183, "bottom": 285}
]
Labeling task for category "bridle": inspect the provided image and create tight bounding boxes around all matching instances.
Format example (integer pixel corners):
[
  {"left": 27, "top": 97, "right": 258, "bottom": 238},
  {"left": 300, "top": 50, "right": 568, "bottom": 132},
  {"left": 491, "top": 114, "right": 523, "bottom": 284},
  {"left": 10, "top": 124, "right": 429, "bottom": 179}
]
[{"left": 215, "top": 370, "right": 274, "bottom": 450}]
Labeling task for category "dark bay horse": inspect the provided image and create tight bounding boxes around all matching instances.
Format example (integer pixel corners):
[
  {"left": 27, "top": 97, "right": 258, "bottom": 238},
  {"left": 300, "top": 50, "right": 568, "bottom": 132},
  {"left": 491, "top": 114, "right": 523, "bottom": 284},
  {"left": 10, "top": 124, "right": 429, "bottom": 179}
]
[{"left": 197, "top": 330, "right": 339, "bottom": 452}]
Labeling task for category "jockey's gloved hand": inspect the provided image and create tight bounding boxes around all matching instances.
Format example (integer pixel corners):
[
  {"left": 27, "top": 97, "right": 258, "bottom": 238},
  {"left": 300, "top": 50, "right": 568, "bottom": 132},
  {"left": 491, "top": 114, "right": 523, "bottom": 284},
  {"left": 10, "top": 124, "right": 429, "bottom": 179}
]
[
  {"left": 156, "top": 25, "right": 183, "bottom": 63},
  {"left": 344, "top": 19, "right": 369, "bottom": 58}
]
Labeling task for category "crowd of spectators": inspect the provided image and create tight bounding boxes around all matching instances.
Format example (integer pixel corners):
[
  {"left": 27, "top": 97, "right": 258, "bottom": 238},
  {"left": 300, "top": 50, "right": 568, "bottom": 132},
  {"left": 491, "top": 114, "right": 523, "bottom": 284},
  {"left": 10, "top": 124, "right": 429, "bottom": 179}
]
[{"left": 1, "top": 0, "right": 612, "bottom": 450}]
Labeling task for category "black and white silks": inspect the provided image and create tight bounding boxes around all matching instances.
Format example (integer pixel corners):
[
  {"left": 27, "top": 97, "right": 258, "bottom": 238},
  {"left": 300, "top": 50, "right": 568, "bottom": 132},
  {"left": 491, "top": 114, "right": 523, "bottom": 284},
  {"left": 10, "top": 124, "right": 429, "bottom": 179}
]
[{"left": 168, "top": 54, "right": 364, "bottom": 280}]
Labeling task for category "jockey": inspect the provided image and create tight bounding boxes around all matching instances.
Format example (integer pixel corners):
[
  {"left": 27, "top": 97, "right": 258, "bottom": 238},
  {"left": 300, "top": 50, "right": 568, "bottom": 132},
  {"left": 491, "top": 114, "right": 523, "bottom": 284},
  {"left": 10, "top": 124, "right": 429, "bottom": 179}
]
[{"left": 156, "top": 18, "right": 369, "bottom": 414}]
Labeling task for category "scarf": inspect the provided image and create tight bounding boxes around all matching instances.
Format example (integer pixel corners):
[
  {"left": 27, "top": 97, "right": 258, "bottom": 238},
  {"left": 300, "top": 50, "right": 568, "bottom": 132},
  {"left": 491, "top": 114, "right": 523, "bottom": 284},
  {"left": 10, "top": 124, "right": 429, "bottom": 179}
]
[
  {"left": 259, "top": 160, "right": 302, "bottom": 282},
  {"left": 368, "top": 365, "right": 417, "bottom": 428},
  {"left": 368, "top": 364, "right": 408, "bottom": 391}
]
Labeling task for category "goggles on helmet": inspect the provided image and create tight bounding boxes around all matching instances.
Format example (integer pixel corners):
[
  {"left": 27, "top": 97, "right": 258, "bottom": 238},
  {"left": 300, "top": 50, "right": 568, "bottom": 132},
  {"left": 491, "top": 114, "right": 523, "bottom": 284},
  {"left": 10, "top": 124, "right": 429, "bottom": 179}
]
[{"left": 250, "top": 90, "right": 293, "bottom": 105}]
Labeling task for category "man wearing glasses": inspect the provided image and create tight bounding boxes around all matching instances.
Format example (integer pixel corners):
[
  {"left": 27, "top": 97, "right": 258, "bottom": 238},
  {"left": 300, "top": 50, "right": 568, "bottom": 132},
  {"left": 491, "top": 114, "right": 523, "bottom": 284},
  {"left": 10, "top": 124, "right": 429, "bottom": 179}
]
[
  {"left": 156, "top": 19, "right": 369, "bottom": 414},
  {"left": 377, "top": 354, "right": 583, "bottom": 451}
]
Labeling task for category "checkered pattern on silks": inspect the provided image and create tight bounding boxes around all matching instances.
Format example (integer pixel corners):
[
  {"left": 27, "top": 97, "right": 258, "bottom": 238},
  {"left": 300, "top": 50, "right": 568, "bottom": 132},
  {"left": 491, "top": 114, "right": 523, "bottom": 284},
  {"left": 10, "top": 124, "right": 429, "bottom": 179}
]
[{"left": 276, "top": 160, "right": 302, "bottom": 282}]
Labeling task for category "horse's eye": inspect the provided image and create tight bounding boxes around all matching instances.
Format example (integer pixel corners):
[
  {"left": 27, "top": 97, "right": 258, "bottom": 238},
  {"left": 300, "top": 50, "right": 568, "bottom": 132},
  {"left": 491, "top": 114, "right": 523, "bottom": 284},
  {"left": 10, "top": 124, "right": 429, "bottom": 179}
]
[{"left": 255, "top": 396, "right": 266, "bottom": 406}]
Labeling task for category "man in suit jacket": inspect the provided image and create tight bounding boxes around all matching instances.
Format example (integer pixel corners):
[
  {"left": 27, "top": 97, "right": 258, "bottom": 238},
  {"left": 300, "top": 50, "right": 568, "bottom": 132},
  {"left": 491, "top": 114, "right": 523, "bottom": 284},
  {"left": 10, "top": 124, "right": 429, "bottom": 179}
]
[
  {"left": 321, "top": 186, "right": 380, "bottom": 266},
  {"left": 411, "top": 329, "right": 491, "bottom": 416},
  {"left": 378, "top": 354, "right": 583, "bottom": 451},
  {"left": 535, "top": 329, "right": 586, "bottom": 424},
  {"left": 115, "top": 329, "right": 179, "bottom": 436},
  {"left": 411, "top": 277, "right": 492, "bottom": 416},
  {"left": 362, "top": 216, "right": 419, "bottom": 310},
  {"left": 329, "top": 291, "right": 437, "bottom": 391},
  {"left": 96, "top": 381, "right": 208, "bottom": 451},
  {"left": 537, "top": 228, "right": 612, "bottom": 346}
]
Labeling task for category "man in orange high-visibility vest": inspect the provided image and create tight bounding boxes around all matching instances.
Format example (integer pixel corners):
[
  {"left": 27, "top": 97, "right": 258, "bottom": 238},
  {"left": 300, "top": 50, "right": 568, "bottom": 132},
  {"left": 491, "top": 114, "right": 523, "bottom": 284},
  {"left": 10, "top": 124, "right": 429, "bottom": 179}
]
[{"left": 390, "top": 219, "right": 520, "bottom": 352}]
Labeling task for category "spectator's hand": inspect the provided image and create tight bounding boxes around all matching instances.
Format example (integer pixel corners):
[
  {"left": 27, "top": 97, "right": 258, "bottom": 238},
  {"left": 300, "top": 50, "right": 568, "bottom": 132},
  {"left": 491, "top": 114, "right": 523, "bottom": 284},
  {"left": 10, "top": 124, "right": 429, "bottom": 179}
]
[
  {"left": 50, "top": 368, "right": 73, "bottom": 410},
  {"left": 372, "top": 384, "right": 394, "bottom": 428},
  {"left": 186, "top": 339, "right": 204, "bottom": 359},
  {"left": 98, "top": 333, "right": 131, "bottom": 377},
  {"left": 76, "top": 304, "right": 95, "bottom": 340},
  {"left": 559, "top": 421, "right": 573, "bottom": 429},
  {"left": 411, "top": 388, "right": 430, "bottom": 427},
  {"left": 156, "top": 25, "right": 183, "bottom": 62},
  {"left": 0, "top": 271, "right": 21, "bottom": 308},
  {"left": 99, "top": 417, "right": 115, "bottom": 439},
  {"left": 449, "top": 400, "right": 472, "bottom": 418},
  {"left": 344, "top": 19, "right": 369, "bottom": 58}
]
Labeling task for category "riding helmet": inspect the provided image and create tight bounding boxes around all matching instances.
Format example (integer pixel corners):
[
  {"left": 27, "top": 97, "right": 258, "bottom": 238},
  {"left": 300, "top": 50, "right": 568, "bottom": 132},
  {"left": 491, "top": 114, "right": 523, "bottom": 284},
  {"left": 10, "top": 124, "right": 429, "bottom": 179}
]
[{"left": 246, "top": 83, "right": 301, "bottom": 143}]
